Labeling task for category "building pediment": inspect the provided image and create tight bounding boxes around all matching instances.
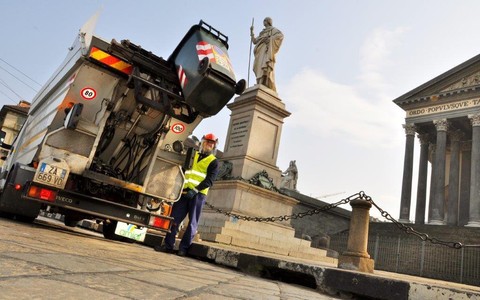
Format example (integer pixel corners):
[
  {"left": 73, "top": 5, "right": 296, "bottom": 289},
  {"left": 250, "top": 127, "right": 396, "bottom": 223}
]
[{"left": 393, "top": 53, "right": 480, "bottom": 109}]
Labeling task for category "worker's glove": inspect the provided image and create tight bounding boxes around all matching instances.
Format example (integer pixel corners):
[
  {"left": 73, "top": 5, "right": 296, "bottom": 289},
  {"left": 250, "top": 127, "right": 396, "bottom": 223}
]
[{"left": 185, "top": 188, "right": 198, "bottom": 200}]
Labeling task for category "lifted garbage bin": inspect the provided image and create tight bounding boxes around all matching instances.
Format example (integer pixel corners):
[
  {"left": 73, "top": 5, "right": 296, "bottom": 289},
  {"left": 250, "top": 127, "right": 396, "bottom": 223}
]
[{"left": 169, "top": 20, "right": 245, "bottom": 117}]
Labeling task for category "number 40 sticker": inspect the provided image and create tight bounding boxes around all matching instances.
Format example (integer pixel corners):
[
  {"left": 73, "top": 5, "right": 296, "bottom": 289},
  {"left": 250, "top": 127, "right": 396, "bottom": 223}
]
[
  {"left": 80, "top": 87, "right": 97, "bottom": 100},
  {"left": 171, "top": 123, "right": 185, "bottom": 134}
]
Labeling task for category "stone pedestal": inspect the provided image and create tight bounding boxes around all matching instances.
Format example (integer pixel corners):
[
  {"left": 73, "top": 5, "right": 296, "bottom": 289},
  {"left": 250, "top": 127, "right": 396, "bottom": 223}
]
[
  {"left": 222, "top": 85, "right": 290, "bottom": 186},
  {"left": 338, "top": 200, "right": 374, "bottom": 273},
  {"left": 198, "top": 85, "right": 335, "bottom": 262},
  {"left": 198, "top": 180, "right": 335, "bottom": 263}
]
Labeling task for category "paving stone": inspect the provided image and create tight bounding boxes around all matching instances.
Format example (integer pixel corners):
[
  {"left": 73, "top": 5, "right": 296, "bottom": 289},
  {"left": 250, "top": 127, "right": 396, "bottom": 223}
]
[{"left": 0, "top": 278, "right": 126, "bottom": 300}]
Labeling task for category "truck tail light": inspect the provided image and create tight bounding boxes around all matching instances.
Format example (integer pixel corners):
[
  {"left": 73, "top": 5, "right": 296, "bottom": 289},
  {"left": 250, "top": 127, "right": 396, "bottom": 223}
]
[
  {"left": 149, "top": 216, "right": 171, "bottom": 230},
  {"left": 27, "top": 185, "right": 57, "bottom": 202}
]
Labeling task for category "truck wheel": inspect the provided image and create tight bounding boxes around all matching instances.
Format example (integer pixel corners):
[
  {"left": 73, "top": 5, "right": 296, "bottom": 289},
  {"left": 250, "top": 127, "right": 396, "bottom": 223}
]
[
  {"left": 14, "top": 214, "right": 37, "bottom": 223},
  {"left": 0, "top": 165, "right": 41, "bottom": 222},
  {"left": 198, "top": 57, "right": 210, "bottom": 74},
  {"left": 64, "top": 215, "right": 80, "bottom": 227}
]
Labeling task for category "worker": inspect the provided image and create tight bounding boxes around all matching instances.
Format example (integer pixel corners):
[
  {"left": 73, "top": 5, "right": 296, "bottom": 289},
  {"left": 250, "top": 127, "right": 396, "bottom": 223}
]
[{"left": 155, "top": 133, "right": 220, "bottom": 256}]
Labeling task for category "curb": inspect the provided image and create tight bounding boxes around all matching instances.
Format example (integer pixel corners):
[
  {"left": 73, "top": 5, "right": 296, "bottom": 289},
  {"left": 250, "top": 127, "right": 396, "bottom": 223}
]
[{"left": 187, "top": 243, "right": 480, "bottom": 300}]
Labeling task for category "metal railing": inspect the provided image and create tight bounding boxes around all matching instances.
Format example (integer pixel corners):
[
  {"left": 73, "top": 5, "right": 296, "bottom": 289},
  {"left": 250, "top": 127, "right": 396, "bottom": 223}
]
[{"left": 330, "top": 233, "right": 480, "bottom": 285}]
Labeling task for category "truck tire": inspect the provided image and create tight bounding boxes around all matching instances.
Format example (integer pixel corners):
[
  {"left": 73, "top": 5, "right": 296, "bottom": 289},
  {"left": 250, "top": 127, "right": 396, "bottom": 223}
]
[
  {"left": 14, "top": 215, "right": 37, "bottom": 223},
  {"left": 0, "top": 165, "right": 40, "bottom": 222},
  {"left": 64, "top": 215, "right": 80, "bottom": 227}
]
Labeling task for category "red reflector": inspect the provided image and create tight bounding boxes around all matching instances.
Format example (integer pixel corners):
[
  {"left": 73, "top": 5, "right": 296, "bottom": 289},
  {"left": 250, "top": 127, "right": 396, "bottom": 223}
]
[
  {"left": 27, "top": 186, "right": 56, "bottom": 202},
  {"left": 14, "top": 184, "right": 22, "bottom": 190},
  {"left": 149, "top": 216, "right": 171, "bottom": 230}
]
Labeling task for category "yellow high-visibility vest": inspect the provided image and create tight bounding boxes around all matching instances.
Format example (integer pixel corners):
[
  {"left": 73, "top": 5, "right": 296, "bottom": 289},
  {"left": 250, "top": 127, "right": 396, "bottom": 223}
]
[{"left": 184, "top": 153, "right": 216, "bottom": 195}]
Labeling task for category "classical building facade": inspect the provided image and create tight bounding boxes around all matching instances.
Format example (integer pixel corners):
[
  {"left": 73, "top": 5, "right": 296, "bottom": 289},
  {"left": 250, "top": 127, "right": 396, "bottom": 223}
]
[{"left": 394, "top": 54, "right": 480, "bottom": 227}]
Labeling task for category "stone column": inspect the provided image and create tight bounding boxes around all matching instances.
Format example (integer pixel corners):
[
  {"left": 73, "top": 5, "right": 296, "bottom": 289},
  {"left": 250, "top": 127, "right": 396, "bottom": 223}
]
[
  {"left": 427, "top": 144, "right": 436, "bottom": 223},
  {"left": 459, "top": 141, "right": 471, "bottom": 226},
  {"left": 467, "top": 114, "right": 480, "bottom": 227},
  {"left": 415, "top": 134, "right": 429, "bottom": 224},
  {"left": 399, "top": 124, "right": 416, "bottom": 222},
  {"left": 429, "top": 119, "right": 448, "bottom": 225},
  {"left": 447, "top": 130, "right": 462, "bottom": 225},
  {"left": 338, "top": 199, "right": 374, "bottom": 273}
]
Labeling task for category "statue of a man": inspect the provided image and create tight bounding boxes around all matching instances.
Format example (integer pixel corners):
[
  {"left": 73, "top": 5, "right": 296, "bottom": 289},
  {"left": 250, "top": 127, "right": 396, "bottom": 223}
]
[{"left": 250, "top": 17, "right": 284, "bottom": 92}]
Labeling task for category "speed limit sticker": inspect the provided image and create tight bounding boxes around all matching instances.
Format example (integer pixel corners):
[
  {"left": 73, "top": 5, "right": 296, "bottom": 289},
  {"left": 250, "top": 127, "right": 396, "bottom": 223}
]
[
  {"left": 171, "top": 123, "right": 185, "bottom": 134},
  {"left": 80, "top": 87, "right": 97, "bottom": 100}
]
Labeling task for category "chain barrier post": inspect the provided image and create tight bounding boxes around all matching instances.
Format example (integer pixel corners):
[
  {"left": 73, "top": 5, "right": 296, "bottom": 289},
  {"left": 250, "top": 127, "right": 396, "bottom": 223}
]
[{"left": 338, "top": 198, "right": 375, "bottom": 273}]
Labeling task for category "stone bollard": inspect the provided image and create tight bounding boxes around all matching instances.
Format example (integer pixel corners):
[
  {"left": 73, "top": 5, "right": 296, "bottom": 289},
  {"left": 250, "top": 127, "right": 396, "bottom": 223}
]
[{"left": 337, "top": 199, "right": 374, "bottom": 273}]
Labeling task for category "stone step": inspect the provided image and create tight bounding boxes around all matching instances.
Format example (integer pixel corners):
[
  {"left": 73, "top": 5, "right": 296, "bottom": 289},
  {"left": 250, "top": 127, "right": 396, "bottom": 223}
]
[
  {"left": 199, "top": 232, "right": 335, "bottom": 263},
  {"left": 200, "top": 230, "right": 325, "bottom": 254}
]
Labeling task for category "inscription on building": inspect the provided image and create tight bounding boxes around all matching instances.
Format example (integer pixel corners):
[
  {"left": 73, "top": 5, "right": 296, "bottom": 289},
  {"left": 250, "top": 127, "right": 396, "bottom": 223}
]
[
  {"left": 228, "top": 117, "right": 250, "bottom": 150},
  {"left": 406, "top": 98, "right": 480, "bottom": 118}
]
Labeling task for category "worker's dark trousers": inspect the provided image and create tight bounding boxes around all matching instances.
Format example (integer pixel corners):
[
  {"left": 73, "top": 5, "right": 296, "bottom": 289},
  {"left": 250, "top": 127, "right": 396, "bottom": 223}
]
[{"left": 164, "top": 192, "right": 206, "bottom": 252}]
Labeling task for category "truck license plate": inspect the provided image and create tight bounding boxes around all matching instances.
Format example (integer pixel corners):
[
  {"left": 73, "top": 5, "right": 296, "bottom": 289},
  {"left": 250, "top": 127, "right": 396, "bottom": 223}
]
[
  {"left": 115, "top": 222, "right": 147, "bottom": 242},
  {"left": 35, "top": 162, "right": 67, "bottom": 189}
]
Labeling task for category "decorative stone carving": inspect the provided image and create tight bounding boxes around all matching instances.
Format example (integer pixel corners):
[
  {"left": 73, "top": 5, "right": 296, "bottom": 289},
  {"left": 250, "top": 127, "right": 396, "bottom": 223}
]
[
  {"left": 248, "top": 170, "right": 279, "bottom": 192},
  {"left": 449, "top": 130, "right": 464, "bottom": 142},
  {"left": 441, "top": 71, "right": 480, "bottom": 93},
  {"left": 216, "top": 160, "right": 233, "bottom": 180},
  {"left": 417, "top": 133, "right": 430, "bottom": 145},
  {"left": 469, "top": 114, "right": 480, "bottom": 127},
  {"left": 403, "top": 123, "right": 416, "bottom": 136},
  {"left": 433, "top": 119, "right": 448, "bottom": 132}
]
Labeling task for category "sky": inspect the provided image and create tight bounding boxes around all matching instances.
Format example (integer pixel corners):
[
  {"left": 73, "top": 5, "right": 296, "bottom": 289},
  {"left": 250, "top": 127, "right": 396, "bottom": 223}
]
[{"left": 2, "top": 0, "right": 480, "bottom": 220}]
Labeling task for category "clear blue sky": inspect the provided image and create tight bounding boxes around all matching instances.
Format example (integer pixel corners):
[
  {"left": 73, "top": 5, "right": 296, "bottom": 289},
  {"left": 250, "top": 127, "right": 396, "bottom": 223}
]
[{"left": 2, "top": 0, "right": 480, "bottom": 220}]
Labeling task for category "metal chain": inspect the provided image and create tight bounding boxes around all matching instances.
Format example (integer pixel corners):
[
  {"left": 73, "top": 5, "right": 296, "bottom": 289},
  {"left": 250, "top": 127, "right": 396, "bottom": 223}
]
[
  {"left": 205, "top": 192, "right": 362, "bottom": 222},
  {"left": 205, "top": 190, "right": 479, "bottom": 249},
  {"left": 362, "top": 193, "right": 466, "bottom": 249}
]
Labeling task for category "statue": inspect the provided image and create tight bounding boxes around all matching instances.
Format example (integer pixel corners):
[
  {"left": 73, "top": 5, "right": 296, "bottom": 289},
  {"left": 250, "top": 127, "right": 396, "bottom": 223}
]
[
  {"left": 280, "top": 160, "right": 298, "bottom": 190},
  {"left": 250, "top": 17, "right": 284, "bottom": 92}
]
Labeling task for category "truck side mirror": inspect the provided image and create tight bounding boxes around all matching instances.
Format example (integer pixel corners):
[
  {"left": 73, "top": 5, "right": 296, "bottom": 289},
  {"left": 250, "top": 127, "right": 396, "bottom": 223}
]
[{"left": 64, "top": 103, "right": 84, "bottom": 129}]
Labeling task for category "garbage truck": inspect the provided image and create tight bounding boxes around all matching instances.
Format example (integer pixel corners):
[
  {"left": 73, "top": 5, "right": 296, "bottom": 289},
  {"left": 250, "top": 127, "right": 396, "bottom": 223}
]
[{"left": 0, "top": 18, "right": 245, "bottom": 242}]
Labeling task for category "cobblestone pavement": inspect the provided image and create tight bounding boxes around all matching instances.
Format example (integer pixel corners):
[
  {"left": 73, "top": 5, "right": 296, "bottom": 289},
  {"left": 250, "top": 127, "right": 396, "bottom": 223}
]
[{"left": 0, "top": 217, "right": 340, "bottom": 300}]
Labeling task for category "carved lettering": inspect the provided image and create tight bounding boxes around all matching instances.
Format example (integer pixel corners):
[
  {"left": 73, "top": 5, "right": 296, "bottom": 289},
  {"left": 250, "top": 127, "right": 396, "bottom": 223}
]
[{"left": 406, "top": 99, "right": 480, "bottom": 118}]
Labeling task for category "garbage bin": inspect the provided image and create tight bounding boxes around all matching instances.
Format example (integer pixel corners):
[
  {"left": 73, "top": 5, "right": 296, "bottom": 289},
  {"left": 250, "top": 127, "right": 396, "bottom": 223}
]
[{"left": 169, "top": 20, "right": 245, "bottom": 117}]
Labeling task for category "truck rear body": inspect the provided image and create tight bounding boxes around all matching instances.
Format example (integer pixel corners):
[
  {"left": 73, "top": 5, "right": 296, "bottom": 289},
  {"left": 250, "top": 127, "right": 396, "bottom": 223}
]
[{"left": 0, "top": 19, "right": 243, "bottom": 241}]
